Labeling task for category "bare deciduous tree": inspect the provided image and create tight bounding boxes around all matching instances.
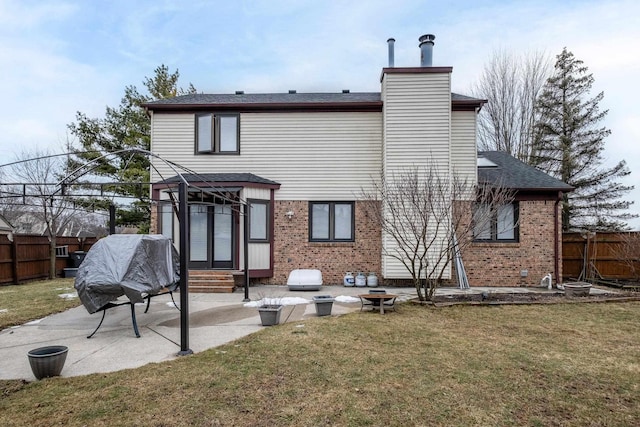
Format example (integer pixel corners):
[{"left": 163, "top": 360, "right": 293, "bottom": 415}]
[
  {"left": 0, "top": 168, "right": 23, "bottom": 227},
  {"left": 472, "top": 50, "right": 550, "bottom": 163},
  {"left": 5, "top": 150, "right": 77, "bottom": 279},
  {"left": 361, "top": 163, "right": 514, "bottom": 301},
  {"left": 613, "top": 232, "right": 640, "bottom": 280}
]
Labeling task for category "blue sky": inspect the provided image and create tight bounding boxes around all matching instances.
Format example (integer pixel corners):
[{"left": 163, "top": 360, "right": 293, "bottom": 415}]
[{"left": 1, "top": 0, "right": 639, "bottom": 226}]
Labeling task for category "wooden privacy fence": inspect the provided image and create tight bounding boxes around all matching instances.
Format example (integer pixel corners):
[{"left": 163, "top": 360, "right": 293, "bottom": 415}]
[
  {"left": 0, "top": 234, "right": 97, "bottom": 285},
  {"left": 562, "top": 231, "right": 640, "bottom": 281}
]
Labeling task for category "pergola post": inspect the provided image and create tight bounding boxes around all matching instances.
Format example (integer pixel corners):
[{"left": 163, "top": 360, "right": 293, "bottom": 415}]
[
  {"left": 109, "top": 204, "right": 116, "bottom": 235},
  {"left": 243, "top": 202, "right": 250, "bottom": 302},
  {"left": 177, "top": 181, "right": 193, "bottom": 356}
]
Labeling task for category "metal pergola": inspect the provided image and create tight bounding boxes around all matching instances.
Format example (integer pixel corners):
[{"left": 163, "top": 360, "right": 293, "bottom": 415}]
[{"left": 0, "top": 149, "right": 252, "bottom": 356}]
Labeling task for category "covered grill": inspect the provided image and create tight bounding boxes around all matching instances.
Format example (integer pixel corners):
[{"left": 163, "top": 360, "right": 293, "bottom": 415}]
[{"left": 74, "top": 234, "right": 179, "bottom": 315}]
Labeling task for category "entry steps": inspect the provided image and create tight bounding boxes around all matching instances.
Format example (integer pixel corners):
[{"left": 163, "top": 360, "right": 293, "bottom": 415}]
[{"left": 188, "top": 270, "right": 237, "bottom": 293}]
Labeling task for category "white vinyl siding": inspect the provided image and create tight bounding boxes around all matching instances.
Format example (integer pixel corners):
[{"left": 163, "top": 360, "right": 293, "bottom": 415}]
[
  {"left": 151, "top": 112, "right": 382, "bottom": 200},
  {"left": 382, "top": 73, "right": 451, "bottom": 172},
  {"left": 381, "top": 71, "right": 452, "bottom": 279},
  {"left": 451, "top": 110, "right": 478, "bottom": 192},
  {"left": 247, "top": 244, "right": 270, "bottom": 270}
]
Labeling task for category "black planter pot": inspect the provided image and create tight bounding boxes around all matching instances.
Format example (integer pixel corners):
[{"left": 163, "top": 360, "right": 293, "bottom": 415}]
[{"left": 27, "top": 345, "right": 68, "bottom": 380}]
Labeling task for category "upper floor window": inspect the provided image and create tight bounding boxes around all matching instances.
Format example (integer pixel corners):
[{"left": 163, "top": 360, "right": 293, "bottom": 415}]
[
  {"left": 473, "top": 202, "right": 519, "bottom": 242},
  {"left": 196, "top": 113, "right": 239, "bottom": 154},
  {"left": 309, "top": 202, "right": 354, "bottom": 242}
]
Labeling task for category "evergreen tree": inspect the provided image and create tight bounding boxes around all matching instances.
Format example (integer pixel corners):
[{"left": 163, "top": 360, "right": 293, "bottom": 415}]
[
  {"left": 532, "top": 48, "right": 635, "bottom": 231},
  {"left": 67, "top": 65, "right": 196, "bottom": 232}
]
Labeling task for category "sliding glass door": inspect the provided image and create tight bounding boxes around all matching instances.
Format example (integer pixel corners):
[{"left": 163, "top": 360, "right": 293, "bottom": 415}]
[{"left": 189, "top": 203, "right": 235, "bottom": 269}]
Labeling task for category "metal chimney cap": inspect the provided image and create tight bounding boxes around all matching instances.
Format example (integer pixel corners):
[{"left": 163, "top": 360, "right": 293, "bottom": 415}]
[
  {"left": 419, "top": 34, "right": 436, "bottom": 45},
  {"left": 387, "top": 37, "right": 396, "bottom": 67}
]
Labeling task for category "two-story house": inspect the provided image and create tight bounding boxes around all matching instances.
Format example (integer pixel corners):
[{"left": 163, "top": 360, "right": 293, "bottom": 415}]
[{"left": 145, "top": 35, "right": 571, "bottom": 290}]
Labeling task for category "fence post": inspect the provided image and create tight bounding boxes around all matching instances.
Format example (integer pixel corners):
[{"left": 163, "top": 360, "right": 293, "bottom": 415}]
[{"left": 11, "top": 235, "right": 18, "bottom": 284}]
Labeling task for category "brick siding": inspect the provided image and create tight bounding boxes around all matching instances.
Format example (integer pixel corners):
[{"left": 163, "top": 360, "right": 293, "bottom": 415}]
[
  {"left": 155, "top": 198, "right": 560, "bottom": 288},
  {"left": 261, "top": 200, "right": 382, "bottom": 285},
  {"left": 149, "top": 205, "right": 158, "bottom": 234},
  {"left": 462, "top": 200, "right": 560, "bottom": 286}
]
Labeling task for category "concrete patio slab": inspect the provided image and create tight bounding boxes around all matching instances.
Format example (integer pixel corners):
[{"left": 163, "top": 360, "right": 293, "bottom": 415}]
[
  {"left": 0, "top": 285, "right": 416, "bottom": 380},
  {"left": 0, "top": 284, "right": 619, "bottom": 380}
]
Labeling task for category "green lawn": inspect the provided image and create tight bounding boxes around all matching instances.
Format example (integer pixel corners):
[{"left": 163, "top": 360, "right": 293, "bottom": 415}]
[
  {"left": 0, "top": 284, "right": 638, "bottom": 426},
  {"left": 0, "top": 278, "right": 80, "bottom": 330}
]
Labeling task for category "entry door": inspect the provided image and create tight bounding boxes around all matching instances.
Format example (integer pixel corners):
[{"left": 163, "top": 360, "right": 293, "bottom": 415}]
[
  {"left": 189, "top": 204, "right": 234, "bottom": 269},
  {"left": 212, "top": 204, "right": 233, "bottom": 268}
]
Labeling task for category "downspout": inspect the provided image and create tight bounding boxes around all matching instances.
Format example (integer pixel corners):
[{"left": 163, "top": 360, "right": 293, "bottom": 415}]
[
  {"left": 269, "top": 188, "right": 275, "bottom": 275},
  {"left": 554, "top": 192, "right": 562, "bottom": 285}
]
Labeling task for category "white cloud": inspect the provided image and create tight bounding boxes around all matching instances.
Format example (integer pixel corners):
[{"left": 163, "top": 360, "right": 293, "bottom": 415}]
[
  {"left": 1, "top": 0, "right": 639, "bottom": 227},
  {"left": 0, "top": 0, "right": 76, "bottom": 30}
]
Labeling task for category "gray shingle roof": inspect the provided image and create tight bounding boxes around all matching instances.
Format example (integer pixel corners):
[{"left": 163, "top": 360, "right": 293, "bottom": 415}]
[
  {"left": 145, "top": 92, "right": 484, "bottom": 108},
  {"left": 478, "top": 151, "right": 573, "bottom": 191},
  {"left": 451, "top": 93, "right": 482, "bottom": 102},
  {"left": 146, "top": 92, "right": 382, "bottom": 106},
  {"left": 158, "top": 173, "right": 280, "bottom": 186}
]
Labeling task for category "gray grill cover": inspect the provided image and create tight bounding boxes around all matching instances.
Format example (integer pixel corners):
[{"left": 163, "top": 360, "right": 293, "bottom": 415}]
[{"left": 74, "top": 234, "right": 179, "bottom": 314}]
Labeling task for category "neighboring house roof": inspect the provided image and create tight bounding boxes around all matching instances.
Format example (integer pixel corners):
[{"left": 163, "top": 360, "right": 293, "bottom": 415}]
[
  {"left": 478, "top": 151, "right": 574, "bottom": 192},
  {"left": 0, "top": 213, "right": 12, "bottom": 234},
  {"left": 157, "top": 173, "right": 280, "bottom": 187},
  {"left": 144, "top": 92, "right": 485, "bottom": 112},
  {"left": 5, "top": 212, "right": 44, "bottom": 235}
]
